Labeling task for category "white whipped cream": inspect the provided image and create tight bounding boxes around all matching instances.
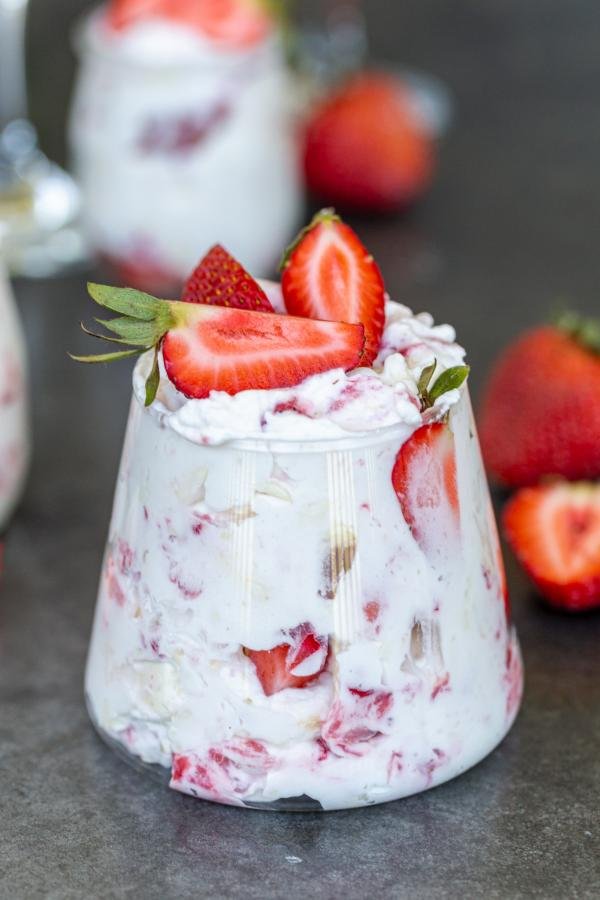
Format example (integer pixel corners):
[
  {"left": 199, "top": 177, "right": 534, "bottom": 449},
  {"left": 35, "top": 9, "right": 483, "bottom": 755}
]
[{"left": 134, "top": 286, "right": 466, "bottom": 447}]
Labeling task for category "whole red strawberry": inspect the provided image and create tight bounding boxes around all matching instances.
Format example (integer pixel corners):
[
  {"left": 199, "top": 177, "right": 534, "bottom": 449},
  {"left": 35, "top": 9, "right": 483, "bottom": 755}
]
[
  {"left": 479, "top": 315, "right": 600, "bottom": 487},
  {"left": 304, "top": 72, "right": 435, "bottom": 213}
]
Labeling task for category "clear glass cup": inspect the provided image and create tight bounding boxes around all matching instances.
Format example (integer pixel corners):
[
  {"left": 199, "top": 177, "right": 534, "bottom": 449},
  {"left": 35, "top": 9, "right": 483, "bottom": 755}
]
[
  {"left": 0, "top": 251, "right": 29, "bottom": 530},
  {"left": 86, "top": 377, "right": 523, "bottom": 811},
  {"left": 69, "top": 13, "right": 303, "bottom": 292}
]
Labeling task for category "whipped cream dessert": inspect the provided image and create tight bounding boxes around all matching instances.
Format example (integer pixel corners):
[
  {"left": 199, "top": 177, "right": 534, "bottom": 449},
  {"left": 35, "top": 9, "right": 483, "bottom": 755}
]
[
  {"left": 85, "top": 278, "right": 522, "bottom": 809},
  {"left": 69, "top": 5, "right": 302, "bottom": 290},
  {"left": 0, "top": 261, "right": 29, "bottom": 530}
]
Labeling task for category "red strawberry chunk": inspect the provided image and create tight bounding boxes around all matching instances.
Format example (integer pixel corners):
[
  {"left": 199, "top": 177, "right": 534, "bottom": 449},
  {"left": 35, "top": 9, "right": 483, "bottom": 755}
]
[
  {"left": 182, "top": 244, "right": 274, "bottom": 312},
  {"left": 162, "top": 303, "right": 365, "bottom": 399},
  {"left": 392, "top": 422, "right": 460, "bottom": 552},
  {"left": 321, "top": 688, "right": 393, "bottom": 758},
  {"left": 244, "top": 624, "right": 328, "bottom": 696},
  {"left": 281, "top": 213, "right": 386, "bottom": 366},
  {"left": 503, "top": 481, "right": 600, "bottom": 612}
]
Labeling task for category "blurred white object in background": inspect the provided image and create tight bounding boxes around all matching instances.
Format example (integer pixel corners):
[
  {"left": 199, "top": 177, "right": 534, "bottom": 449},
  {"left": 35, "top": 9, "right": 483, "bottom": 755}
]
[
  {"left": 69, "top": 9, "right": 303, "bottom": 291},
  {"left": 0, "top": 0, "right": 86, "bottom": 276},
  {"left": 0, "top": 241, "right": 29, "bottom": 530}
]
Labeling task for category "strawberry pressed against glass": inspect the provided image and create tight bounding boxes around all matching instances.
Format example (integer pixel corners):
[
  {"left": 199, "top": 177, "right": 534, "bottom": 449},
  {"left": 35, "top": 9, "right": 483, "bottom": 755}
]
[{"left": 77, "top": 215, "right": 522, "bottom": 809}]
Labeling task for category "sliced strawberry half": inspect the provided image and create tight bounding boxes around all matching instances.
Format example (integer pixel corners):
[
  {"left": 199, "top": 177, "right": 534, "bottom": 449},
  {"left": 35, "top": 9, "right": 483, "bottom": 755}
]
[
  {"left": 503, "top": 481, "right": 600, "bottom": 612},
  {"left": 182, "top": 244, "right": 274, "bottom": 312},
  {"left": 244, "top": 624, "right": 328, "bottom": 696},
  {"left": 72, "top": 283, "right": 365, "bottom": 403},
  {"left": 281, "top": 210, "right": 386, "bottom": 366},
  {"left": 392, "top": 422, "right": 460, "bottom": 551},
  {"left": 162, "top": 304, "right": 364, "bottom": 399}
]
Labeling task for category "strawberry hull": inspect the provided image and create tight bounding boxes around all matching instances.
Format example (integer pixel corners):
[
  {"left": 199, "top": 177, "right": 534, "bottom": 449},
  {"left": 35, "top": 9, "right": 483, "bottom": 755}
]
[
  {"left": 0, "top": 264, "right": 29, "bottom": 532},
  {"left": 69, "top": 12, "right": 302, "bottom": 290},
  {"left": 86, "top": 335, "right": 523, "bottom": 808}
]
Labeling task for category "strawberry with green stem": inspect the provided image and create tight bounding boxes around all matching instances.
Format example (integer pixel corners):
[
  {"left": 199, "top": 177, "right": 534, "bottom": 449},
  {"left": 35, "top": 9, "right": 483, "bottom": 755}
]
[{"left": 71, "top": 282, "right": 365, "bottom": 406}]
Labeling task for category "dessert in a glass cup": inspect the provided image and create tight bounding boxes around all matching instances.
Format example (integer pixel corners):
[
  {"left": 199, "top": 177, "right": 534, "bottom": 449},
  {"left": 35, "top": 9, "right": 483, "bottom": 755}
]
[
  {"left": 69, "top": 0, "right": 302, "bottom": 292},
  {"left": 74, "top": 211, "right": 523, "bottom": 810},
  {"left": 0, "top": 256, "right": 29, "bottom": 531}
]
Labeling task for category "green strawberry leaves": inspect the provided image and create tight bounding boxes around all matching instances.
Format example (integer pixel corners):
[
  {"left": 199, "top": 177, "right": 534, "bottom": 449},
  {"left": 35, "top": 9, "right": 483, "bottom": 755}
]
[
  {"left": 69, "top": 283, "right": 178, "bottom": 406},
  {"left": 418, "top": 359, "right": 470, "bottom": 410}
]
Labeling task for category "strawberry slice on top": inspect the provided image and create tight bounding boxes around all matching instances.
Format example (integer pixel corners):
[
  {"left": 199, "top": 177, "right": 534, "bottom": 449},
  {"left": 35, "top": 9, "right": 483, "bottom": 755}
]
[
  {"left": 72, "top": 279, "right": 365, "bottom": 403},
  {"left": 281, "top": 209, "right": 386, "bottom": 367},
  {"left": 503, "top": 481, "right": 600, "bottom": 612},
  {"left": 182, "top": 244, "right": 274, "bottom": 312}
]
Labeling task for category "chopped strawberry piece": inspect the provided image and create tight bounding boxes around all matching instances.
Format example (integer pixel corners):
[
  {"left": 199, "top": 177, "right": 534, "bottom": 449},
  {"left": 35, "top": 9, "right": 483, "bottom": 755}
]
[
  {"left": 106, "top": 555, "right": 126, "bottom": 607},
  {"left": 244, "top": 624, "right": 328, "bottom": 696},
  {"left": 162, "top": 303, "right": 365, "bottom": 399},
  {"left": 108, "top": 0, "right": 271, "bottom": 48},
  {"left": 171, "top": 739, "right": 274, "bottom": 801},
  {"left": 281, "top": 211, "right": 385, "bottom": 366},
  {"left": 505, "top": 642, "right": 523, "bottom": 718},
  {"left": 321, "top": 687, "right": 393, "bottom": 757},
  {"left": 392, "top": 422, "right": 460, "bottom": 551},
  {"left": 182, "top": 244, "right": 274, "bottom": 312},
  {"left": 503, "top": 481, "right": 600, "bottom": 612},
  {"left": 363, "top": 600, "right": 380, "bottom": 623}
]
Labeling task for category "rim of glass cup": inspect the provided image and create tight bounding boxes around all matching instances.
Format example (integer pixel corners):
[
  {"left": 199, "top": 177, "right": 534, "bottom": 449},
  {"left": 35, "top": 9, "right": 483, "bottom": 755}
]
[
  {"left": 71, "top": 8, "right": 282, "bottom": 75},
  {"left": 132, "top": 366, "right": 468, "bottom": 455}
]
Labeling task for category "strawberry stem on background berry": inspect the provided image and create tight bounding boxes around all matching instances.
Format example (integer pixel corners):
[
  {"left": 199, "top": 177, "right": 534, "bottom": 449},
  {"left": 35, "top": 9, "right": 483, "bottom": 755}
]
[{"left": 555, "top": 310, "right": 600, "bottom": 355}]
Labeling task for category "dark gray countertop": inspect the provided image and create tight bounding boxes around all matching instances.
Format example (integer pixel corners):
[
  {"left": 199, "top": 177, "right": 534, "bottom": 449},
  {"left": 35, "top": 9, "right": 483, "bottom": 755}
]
[{"left": 2, "top": 1, "right": 600, "bottom": 897}]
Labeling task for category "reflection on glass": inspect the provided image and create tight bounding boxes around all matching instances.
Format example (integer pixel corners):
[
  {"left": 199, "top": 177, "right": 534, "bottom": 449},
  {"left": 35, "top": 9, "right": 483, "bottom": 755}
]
[{"left": 0, "top": 0, "right": 86, "bottom": 276}]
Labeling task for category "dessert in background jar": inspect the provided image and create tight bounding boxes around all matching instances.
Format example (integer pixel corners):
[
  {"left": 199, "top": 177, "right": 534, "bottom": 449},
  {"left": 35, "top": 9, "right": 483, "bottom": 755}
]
[
  {"left": 69, "top": 0, "right": 302, "bottom": 292},
  {"left": 0, "top": 256, "right": 29, "bottom": 531},
  {"left": 75, "top": 211, "right": 523, "bottom": 810}
]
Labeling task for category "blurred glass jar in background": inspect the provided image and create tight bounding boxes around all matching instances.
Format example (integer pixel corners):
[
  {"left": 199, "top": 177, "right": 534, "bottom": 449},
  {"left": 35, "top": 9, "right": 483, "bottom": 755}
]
[
  {"left": 0, "top": 243, "right": 29, "bottom": 531},
  {"left": 68, "top": 3, "right": 303, "bottom": 293}
]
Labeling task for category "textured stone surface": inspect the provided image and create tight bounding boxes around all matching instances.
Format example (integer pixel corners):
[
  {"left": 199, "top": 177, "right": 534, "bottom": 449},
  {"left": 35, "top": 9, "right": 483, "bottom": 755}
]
[{"left": 2, "top": 1, "right": 600, "bottom": 897}]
